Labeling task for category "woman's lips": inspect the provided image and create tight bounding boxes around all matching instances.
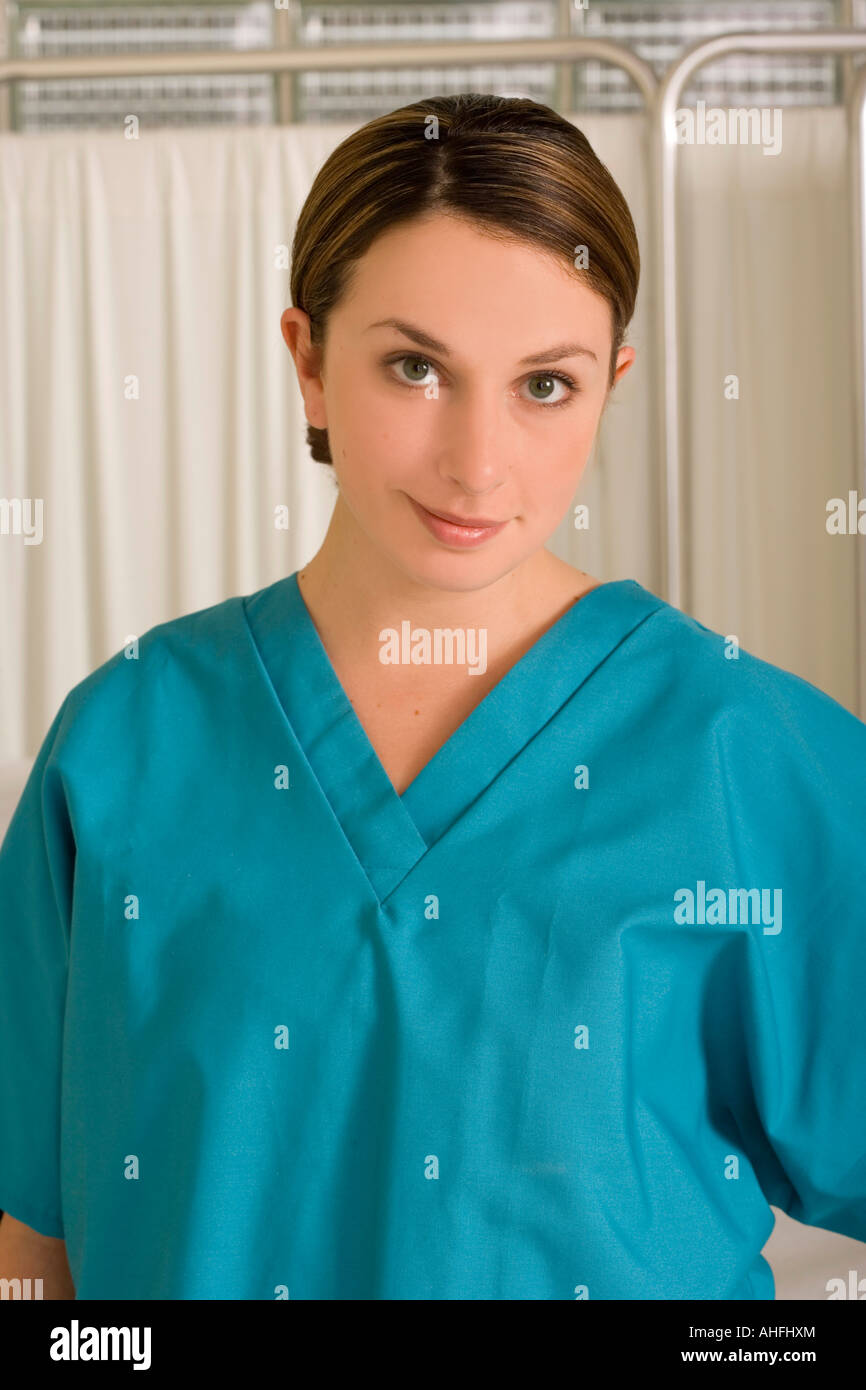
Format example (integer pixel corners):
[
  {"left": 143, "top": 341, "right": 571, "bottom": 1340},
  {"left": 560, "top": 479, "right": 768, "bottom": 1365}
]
[{"left": 409, "top": 496, "right": 509, "bottom": 548}]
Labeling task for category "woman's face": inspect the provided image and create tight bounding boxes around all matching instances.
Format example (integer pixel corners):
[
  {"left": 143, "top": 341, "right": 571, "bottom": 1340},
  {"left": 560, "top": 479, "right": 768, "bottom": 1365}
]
[{"left": 282, "top": 211, "right": 635, "bottom": 592}]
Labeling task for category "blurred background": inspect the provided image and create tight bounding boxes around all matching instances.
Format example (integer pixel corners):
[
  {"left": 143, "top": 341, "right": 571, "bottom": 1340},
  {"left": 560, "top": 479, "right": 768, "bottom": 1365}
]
[{"left": 1, "top": 0, "right": 865, "bottom": 1299}]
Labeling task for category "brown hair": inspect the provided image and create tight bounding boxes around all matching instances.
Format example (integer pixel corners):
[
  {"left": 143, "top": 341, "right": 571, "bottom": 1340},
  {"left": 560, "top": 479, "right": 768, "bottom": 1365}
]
[{"left": 289, "top": 92, "right": 640, "bottom": 465}]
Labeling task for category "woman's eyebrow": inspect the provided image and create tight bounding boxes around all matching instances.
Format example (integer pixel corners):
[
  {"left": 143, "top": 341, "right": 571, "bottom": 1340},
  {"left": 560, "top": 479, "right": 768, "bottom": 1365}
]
[{"left": 365, "top": 317, "right": 597, "bottom": 365}]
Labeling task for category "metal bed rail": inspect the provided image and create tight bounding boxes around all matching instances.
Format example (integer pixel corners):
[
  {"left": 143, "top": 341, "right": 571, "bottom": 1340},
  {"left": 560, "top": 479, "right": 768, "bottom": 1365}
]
[
  {"left": 1, "top": 30, "right": 864, "bottom": 715},
  {"left": 661, "top": 29, "right": 866, "bottom": 721}
]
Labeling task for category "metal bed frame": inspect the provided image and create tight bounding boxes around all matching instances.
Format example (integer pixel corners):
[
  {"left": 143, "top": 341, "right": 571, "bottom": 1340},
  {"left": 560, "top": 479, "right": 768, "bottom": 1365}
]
[{"left": 1, "top": 20, "right": 864, "bottom": 715}]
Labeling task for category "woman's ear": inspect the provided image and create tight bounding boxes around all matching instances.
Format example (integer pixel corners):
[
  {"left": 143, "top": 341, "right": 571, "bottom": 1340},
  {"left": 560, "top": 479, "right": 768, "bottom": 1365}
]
[
  {"left": 600, "top": 344, "right": 636, "bottom": 417},
  {"left": 280, "top": 307, "right": 328, "bottom": 430},
  {"left": 612, "top": 343, "right": 636, "bottom": 388}
]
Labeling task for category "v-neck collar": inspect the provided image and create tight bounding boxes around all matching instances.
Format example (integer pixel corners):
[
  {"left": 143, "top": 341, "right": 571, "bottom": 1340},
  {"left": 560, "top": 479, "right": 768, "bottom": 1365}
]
[{"left": 242, "top": 570, "right": 665, "bottom": 906}]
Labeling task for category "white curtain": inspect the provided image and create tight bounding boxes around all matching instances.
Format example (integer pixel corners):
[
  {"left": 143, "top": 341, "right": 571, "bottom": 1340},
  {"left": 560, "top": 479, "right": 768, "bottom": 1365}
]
[{"left": 0, "top": 108, "right": 861, "bottom": 763}]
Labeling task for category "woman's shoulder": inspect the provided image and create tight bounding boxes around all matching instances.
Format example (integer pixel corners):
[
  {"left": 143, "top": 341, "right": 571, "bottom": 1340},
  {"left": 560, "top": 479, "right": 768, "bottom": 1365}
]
[
  {"left": 43, "top": 577, "right": 289, "bottom": 769},
  {"left": 637, "top": 592, "right": 866, "bottom": 775}
]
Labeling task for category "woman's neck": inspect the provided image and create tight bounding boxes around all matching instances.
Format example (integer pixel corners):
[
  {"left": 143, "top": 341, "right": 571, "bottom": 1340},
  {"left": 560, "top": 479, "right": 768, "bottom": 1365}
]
[{"left": 295, "top": 494, "right": 597, "bottom": 664}]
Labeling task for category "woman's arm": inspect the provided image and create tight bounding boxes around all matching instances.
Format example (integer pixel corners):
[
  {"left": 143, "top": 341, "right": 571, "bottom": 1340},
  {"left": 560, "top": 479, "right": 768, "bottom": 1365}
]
[{"left": 0, "top": 1211, "right": 75, "bottom": 1298}]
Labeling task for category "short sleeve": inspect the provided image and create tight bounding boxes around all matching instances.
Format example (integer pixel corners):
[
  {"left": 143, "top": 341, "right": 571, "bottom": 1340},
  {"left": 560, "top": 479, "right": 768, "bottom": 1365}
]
[
  {"left": 0, "top": 697, "right": 75, "bottom": 1238},
  {"left": 729, "top": 673, "right": 866, "bottom": 1243}
]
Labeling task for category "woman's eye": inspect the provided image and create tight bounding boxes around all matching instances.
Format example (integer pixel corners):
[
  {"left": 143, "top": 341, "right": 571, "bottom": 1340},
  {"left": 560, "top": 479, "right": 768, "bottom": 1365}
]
[
  {"left": 522, "top": 373, "right": 575, "bottom": 407},
  {"left": 390, "top": 355, "right": 438, "bottom": 386},
  {"left": 387, "top": 357, "right": 577, "bottom": 408}
]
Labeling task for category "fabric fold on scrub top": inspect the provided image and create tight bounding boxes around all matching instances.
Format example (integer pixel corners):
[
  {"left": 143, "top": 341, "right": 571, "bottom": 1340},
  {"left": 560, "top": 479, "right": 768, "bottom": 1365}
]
[
  {"left": 245, "top": 573, "right": 662, "bottom": 902},
  {"left": 0, "top": 568, "right": 865, "bottom": 1300}
]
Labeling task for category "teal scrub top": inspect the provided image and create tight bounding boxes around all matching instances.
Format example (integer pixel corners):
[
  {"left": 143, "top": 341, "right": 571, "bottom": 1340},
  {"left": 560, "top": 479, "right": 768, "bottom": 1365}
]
[{"left": 1, "top": 570, "right": 865, "bottom": 1300}]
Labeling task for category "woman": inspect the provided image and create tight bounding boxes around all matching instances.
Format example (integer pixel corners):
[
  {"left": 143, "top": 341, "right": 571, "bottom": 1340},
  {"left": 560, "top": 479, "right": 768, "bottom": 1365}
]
[{"left": 0, "top": 94, "right": 864, "bottom": 1301}]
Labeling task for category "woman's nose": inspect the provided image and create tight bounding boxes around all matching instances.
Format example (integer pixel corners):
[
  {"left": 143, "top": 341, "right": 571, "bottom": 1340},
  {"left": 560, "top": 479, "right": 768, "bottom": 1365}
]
[{"left": 436, "top": 384, "right": 511, "bottom": 494}]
